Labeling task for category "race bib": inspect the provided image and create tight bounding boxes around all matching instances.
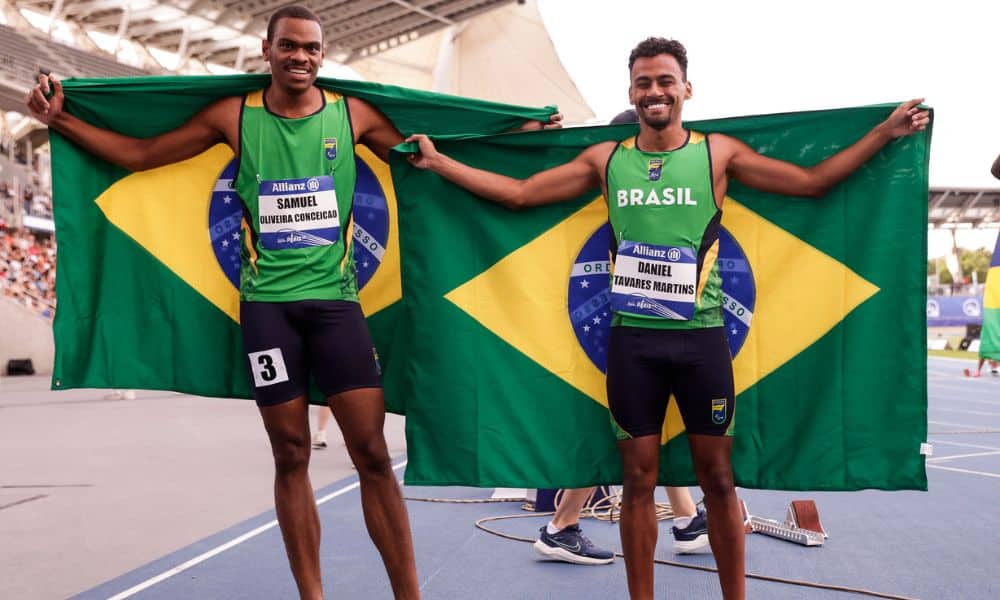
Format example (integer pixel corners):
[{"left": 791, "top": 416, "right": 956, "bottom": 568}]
[
  {"left": 610, "top": 240, "right": 697, "bottom": 319},
  {"left": 257, "top": 175, "right": 340, "bottom": 249}
]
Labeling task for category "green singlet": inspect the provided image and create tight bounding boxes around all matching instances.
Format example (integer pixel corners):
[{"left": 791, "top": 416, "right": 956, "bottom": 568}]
[
  {"left": 235, "top": 88, "right": 358, "bottom": 302},
  {"left": 606, "top": 130, "right": 723, "bottom": 330}
]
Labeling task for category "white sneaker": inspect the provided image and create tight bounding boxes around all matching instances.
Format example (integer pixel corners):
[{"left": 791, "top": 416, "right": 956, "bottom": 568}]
[
  {"left": 311, "top": 431, "right": 328, "bottom": 449},
  {"left": 123, "top": 390, "right": 136, "bottom": 400},
  {"left": 672, "top": 509, "right": 711, "bottom": 554}
]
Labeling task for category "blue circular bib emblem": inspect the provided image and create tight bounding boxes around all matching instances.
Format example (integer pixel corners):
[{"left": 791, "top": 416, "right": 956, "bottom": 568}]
[
  {"left": 208, "top": 156, "right": 390, "bottom": 290},
  {"left": 567, "top": 224, "right": 756, "bottom": 373}
]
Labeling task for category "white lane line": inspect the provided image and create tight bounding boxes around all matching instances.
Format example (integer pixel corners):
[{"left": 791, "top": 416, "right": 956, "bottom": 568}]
[
  {"left": 928, "top": 382, "right": 1000, "bottom": 395},
  {"left": 927, "top": 451, "right": 1000, "bottom": 462},
  {"left": 927, "top": 356, "right": 979, "bottom": 364},
  {"left": 929, "top": 420, "right": 993, "bottom": 429},
  {"left": 106, "top": 460, "right": 408, "bottom": 600},
  {"left": 929, "top": 440, "right": 1000, "bottom": 451},
  {"left": 928, "top": 464, "right": 1000, "bottom": 479},
  {"left": 931, "top": 397, "right": 1000, "bottom": 408},
  {"left": 929, "top": 406, "right": 1000, "bottom": 417}
]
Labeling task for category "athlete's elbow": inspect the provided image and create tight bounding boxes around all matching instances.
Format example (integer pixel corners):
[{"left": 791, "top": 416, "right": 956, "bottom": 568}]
[
  {"left": 803, "top": 183, "right": 830, "bottom": 198},
  {"left": 118, "top": 148, "right": 157, "bottom": 172},
  {"left": 499, "top": 187, "right": 532, "bottom": 211},
  {"left": 120, "top": 158, "right": 147, "bottom": 172},
  {"left": 798, "top": 175, "right": 831, "bottom": 198},
  {"left": 503, "top": 195, "right": 527, "bottom": 211}
]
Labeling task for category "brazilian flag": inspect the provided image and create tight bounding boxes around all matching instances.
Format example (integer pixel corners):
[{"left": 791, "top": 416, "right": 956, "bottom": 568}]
[
  {"left": 390, "top": 105, "right": 931, "bottom": 491},
  {"left": 51, "top": 77, "right": 929, "bottom": 491},
  {"left": 980, "top": 235, "right": 1000, "bottom": 362},
  {"left": 49, "top": 75, "right": 554, "bottom": 413}
]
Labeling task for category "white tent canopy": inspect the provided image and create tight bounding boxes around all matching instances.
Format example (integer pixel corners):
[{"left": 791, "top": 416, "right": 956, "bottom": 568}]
[{"left": 350, "top": 0, "right": 593, "bottom": 122}]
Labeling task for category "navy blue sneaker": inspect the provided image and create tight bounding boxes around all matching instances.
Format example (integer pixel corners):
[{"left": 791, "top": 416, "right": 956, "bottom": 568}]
[
  {"left": 533, "top": 524, "right": 615, "bottom": 565},
  {"left": 672, "top": 509, "right": 710, "bottom": 554}
]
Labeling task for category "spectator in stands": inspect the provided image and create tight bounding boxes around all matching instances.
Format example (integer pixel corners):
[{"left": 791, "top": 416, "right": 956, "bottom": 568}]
[{"left": 0, "top": 228, "right": 56, "bottom": 319}]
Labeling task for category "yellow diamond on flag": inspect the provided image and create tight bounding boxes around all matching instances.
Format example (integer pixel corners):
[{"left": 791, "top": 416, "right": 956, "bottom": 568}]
[
  {"left": 95, "top": 144, "right": 240, "bottom": 322},
  {"left": 95, "top": 144, "right": 402, "bottom": 324},
  {"left": 445, "top": 196, "right": 880, "bottom": 444}
]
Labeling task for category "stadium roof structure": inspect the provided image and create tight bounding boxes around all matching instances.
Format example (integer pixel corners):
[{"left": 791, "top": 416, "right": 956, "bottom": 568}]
[
  {"left": 1, "top": 0, "right": 594, "bottom": 125},
  {"left": 928, "top": 187, "right": 1000, "bottom": 229},
  {"left": 13, "top": 0, "right": 520, "bottom": 70}
]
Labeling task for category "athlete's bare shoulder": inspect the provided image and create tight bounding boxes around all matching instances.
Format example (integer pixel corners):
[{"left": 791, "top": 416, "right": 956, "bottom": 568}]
[
  {"left": 705, "top": 132, "right": 745, "bottom": 173},
  {"left": 705, "top": 131, "right": 739, "bottom": 153},
  {"left": 344, "top": 96, "right": 392, "bottom": 135},
  {"left": 583, "top": 140, "right": 619, "bottom": 166},
  {"left": 195, "top": 95, "right": 243, "bottom": 151},
  {"left": 579, "top": 140, "right": 620, "bottom": 186},
  {"left": 200, "top": 95, "right": 243, "bottom": 121}
]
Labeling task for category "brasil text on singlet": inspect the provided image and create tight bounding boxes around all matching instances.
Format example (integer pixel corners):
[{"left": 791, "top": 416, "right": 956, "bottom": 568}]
[{"left": 605, "top": 130, "right": 723, "bottom": 329}]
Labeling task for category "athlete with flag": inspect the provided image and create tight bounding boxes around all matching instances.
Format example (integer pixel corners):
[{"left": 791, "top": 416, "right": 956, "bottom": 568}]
[
  {"left": 968, "top": 160, "right": 1000, "bottom": 377},
  {"left": 28, "top": 6, "right": 420, "bottom": 598},
  {"left": 407, "top": 37, "right": 929, "bottom": 600}
]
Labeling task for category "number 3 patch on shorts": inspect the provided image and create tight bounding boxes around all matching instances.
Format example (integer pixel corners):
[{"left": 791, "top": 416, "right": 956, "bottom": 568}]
[{"left": 248, "top": 348, "right": 290, "bottom": 388}]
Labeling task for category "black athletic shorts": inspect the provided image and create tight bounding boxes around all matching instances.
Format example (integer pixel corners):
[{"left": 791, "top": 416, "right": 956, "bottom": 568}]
[
  {"left": 606, "top": 325, "right": 735, "bottom": 439},
  {"left": 240, "top": 300, "right": 382, "bottom": 406}
]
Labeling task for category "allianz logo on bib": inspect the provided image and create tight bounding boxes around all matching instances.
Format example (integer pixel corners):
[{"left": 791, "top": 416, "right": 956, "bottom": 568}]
[
  {"left": 270, "top": 180, "right": 308, "bottom": 193},
  {"left": 616, "top": 187, "right": 696, "bottom": 207},
  {"left": 269, "top": 178, "right": 321, "bottom": 193}
]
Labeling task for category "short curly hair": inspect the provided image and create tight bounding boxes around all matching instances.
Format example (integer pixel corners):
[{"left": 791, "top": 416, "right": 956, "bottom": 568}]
[
  {"left": 628, "top": 37, "right": 688, "bottom": 79},
  {"left": 267, "top": 5, "right": 322, "bottom": 42}
]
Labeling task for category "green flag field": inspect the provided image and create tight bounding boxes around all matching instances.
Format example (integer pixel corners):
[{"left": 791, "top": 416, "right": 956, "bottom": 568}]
[{"left": 49, "top": 77, "right": 930, "bottom": 490}]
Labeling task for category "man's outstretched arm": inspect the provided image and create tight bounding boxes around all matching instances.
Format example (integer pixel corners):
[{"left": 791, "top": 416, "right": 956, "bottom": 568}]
[
  {"left": 25, "top": 73, "right": 237, "bottom": 172},
  {"left": 406, "top": 133, "right": 609, "bottom": 210},
  {"left": 349, "top": 97, "right": 563, "bottom": 164},
  {"left": 717, "top": 98, "right": 930, "bottom": 198}
]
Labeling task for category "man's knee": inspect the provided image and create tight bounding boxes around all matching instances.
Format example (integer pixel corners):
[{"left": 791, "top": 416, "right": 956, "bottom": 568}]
[
  {"left": 271, "top": 435, "right": 311, "bottom": 475},
  {"left": 696, "top": 463, "right": 735, "bottom": 499},
  {"left": 348, "top": 436, "right": 392, "bottom": 476},
  {"left": 621, "top": 461, "right": 658, "bottom": 495}
]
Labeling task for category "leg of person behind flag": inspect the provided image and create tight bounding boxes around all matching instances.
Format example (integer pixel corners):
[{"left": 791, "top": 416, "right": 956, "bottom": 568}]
[
  {"left": 312, "top": 405, "right": 331, "bottom": 449},
  {"left": 533, "top": 487, "right": 614, "bottom": 565},
  {"left": 667, "top": 486, "right": 710, "bottom": 554}
]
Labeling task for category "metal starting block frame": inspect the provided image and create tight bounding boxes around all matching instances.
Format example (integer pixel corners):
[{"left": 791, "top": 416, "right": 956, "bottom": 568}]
[{"left": 747, "top": 499, "right": 827, "bottom": 546}]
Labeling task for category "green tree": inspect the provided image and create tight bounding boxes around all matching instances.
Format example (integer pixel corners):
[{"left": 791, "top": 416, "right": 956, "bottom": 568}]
[
  {"left": 928, "top": 258, "right": 953, "bottom": 284},
  {"left": 959, "top": 247, "right": 992, "bottom": 284}
]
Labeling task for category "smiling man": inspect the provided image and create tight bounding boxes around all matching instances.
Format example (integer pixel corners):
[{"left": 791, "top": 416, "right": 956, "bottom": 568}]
[
  {"left": 406, "top": 37, "right": 929, "bottom": 600},
  {"left": 26, "top": 5, "right": 419, "bottom": 599}
]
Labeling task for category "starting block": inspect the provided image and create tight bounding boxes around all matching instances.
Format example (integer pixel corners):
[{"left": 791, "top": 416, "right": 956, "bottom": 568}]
[{"left": 748, "top": 499, "right": 827, "bottom": 546}]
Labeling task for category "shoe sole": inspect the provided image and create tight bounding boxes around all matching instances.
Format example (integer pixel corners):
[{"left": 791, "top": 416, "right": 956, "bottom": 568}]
[
  {"left": 532, "top": 540, "right": 614, "bottom": 565},
  {"left": 673, "top": 533, "right": 711, "bottom": 554}
]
